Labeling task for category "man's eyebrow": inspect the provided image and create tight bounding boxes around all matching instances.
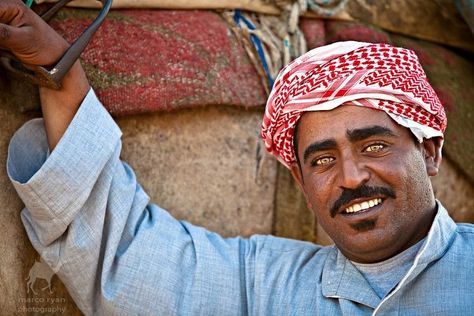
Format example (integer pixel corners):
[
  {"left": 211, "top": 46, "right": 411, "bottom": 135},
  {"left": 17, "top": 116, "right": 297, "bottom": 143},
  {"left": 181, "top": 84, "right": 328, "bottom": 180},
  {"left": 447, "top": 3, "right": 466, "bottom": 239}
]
[
  {"left": 303, "top": 139, "right": 337, "bottom": 164},
  {"left": 346, "top": 125, "right": 396, "bottom": 143}
]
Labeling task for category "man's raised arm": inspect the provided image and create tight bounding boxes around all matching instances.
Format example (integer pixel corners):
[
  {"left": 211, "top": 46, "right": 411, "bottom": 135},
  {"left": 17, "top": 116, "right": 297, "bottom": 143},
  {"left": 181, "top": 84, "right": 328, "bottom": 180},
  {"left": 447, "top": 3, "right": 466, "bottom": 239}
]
[
  {"left": 1, "top": 1, "right": 261, "bottom": 314},
  {"left": 0, "top": 0, "right": 89, "bottom": 150}
]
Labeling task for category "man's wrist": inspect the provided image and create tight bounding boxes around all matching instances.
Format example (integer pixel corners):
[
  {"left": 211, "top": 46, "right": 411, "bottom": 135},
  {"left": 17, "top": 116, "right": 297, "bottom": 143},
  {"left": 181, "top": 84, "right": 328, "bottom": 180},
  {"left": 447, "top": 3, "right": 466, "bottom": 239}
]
[{"left": 39, "top": 60, "right": 91, "bottom": 151}]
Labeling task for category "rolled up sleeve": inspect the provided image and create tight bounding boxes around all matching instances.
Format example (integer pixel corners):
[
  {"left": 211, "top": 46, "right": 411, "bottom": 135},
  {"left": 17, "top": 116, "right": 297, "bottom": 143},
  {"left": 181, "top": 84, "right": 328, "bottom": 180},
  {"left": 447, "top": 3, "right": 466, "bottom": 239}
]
[{"left": 7, "top": 89, "right": 256, "bottom": 315}]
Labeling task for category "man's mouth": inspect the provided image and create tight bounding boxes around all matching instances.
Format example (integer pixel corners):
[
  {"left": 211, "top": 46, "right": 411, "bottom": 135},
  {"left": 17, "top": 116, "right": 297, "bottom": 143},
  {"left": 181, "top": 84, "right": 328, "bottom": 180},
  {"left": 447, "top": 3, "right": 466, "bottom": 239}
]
[
  {"left": 343, "top": 198, "right": 383, "bottom": 215},
  {"left": 329, "top": 184, "right": 396, "bottom": 218}
]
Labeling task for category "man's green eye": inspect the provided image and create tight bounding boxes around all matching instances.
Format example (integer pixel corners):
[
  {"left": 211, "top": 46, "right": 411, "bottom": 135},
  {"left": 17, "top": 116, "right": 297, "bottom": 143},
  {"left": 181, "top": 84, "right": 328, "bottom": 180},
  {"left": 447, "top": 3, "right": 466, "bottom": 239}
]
[
  {"left": 316, "top": 157, "right": 334, "bottom": 165},
  {"left": 365, "top": 144, "right": 385, "bottom": 152}
]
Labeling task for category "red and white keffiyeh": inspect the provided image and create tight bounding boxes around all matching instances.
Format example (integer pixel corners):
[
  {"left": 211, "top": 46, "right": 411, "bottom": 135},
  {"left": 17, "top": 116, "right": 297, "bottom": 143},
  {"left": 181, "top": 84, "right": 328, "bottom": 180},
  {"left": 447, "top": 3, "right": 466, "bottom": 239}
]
[{"left": 261, "top": 41, "right": 447, "bottom": 168}]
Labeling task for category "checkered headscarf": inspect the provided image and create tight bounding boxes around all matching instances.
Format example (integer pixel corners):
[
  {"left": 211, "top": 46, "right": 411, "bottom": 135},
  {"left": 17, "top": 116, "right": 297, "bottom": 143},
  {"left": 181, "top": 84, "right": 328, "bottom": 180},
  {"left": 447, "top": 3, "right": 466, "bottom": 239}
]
[{"left": 261, "top": 41, "right": 447, "bottom": 168}]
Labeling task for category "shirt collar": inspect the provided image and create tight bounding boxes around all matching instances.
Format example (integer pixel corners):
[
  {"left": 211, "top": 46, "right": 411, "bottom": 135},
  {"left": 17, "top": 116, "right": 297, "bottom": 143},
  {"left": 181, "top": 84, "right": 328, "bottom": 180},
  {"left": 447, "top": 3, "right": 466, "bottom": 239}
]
[
  {"left": 416, "top": 201, "right": 457, "bottom": 264},
  {"left": 322, "top": 247, "right": 381, "bottom": 308},
  {"left": 321, "top": 200, "right": 457, "bottom": 308}
]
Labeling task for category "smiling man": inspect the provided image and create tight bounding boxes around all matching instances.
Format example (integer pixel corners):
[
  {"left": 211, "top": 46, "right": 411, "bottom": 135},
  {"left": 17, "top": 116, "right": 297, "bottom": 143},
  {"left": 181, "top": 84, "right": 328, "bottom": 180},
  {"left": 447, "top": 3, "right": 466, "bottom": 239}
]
[
  {"left": 260, "top": 41, "right": 473, "bottom": 312},
  {"left": 2, "top": 1, "right": 474, "bottom": 315},
  {"left": 262, "top": 42, "right": 446, "bottom": 265},
  {"left": 292, "top": 107, "right": 437, "bottom": 264}
]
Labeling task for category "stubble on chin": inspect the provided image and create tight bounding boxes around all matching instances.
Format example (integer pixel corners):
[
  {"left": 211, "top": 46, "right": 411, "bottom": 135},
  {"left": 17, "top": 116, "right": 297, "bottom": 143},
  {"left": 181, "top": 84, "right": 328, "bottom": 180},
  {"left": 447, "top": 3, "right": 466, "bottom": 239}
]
[{"left": 349, "top": 219, "right": 376, "bottom": 232}]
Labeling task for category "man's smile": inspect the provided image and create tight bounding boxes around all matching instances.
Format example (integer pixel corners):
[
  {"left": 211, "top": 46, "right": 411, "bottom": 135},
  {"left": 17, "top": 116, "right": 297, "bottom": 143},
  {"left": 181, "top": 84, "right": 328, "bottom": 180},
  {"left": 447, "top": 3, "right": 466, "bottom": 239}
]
[
  {"left": 329, "top": 184, "right": 396, "bottom": 218},
  {"left": 338, "top": 197, "right": 387, "bottom": 224},
  {"left": 340, "top": 197, "right": 388, "bottom": 233},
  {"left": 343, "top": 197, "right": 383, "bottom": 214}
]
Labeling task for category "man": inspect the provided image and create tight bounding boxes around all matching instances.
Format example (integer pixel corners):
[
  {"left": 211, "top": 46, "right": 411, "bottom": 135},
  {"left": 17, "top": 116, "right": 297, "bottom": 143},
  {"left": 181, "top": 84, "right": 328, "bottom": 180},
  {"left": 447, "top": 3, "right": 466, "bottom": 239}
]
[{"left": 2, "top": 1, "right": 474, "bottom": 315}]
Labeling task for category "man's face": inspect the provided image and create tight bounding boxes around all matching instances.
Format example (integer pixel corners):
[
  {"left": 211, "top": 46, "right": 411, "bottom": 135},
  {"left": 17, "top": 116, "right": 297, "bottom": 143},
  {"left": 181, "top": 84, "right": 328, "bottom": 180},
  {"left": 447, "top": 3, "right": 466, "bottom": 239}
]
[{"left": 291, "top": 105, "right": 441, "bottom": 263}]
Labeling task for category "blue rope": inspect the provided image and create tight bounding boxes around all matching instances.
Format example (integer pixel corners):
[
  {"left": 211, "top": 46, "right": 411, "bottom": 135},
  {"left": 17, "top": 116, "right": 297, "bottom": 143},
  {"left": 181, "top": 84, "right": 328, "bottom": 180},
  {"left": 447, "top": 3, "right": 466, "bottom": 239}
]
[{"left": 233, "top": 10, "right": 274, "bottom": 88}]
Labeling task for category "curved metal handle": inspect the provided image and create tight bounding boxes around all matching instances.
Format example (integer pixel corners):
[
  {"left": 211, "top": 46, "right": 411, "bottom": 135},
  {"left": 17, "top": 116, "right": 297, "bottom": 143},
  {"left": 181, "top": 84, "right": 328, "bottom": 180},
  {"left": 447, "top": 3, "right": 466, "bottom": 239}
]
[
  {"left": 0, "top": 52, "right": 62, "bottom": 89},
  {"left": 48, "top": 0, "right": 112, "bottom": 86}
]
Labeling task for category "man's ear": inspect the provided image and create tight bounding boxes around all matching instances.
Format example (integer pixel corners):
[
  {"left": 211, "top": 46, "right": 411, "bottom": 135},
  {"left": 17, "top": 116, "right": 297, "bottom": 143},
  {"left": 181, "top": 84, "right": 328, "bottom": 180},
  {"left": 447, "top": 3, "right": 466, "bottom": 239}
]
[
  {"left": 422, "top": 137, "right": 443, "bottom": 176},
  {"left": 290, "top": 162, "right": 314, "bottom": 210},
  {"left": 290, "top": 162, "right": 304, "bottom": 189}
]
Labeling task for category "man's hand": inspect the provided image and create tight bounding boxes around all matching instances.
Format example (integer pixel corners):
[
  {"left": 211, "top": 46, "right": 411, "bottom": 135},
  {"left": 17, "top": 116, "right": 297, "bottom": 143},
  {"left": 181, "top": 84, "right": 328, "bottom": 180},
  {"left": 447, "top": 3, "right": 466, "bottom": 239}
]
[
  {"left": 0, "top": 0, "right": 69, "bottom": 66},
  {"left": 0, "top": 0, "right": 91, "bottom": 151}
]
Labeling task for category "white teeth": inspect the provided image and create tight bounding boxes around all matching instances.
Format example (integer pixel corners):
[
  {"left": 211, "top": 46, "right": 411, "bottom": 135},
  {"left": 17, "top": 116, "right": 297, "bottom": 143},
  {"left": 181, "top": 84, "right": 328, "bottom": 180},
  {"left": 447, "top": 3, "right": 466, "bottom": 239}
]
[{"left": 344, "top": 198, "right": 382, "bottom": 214}]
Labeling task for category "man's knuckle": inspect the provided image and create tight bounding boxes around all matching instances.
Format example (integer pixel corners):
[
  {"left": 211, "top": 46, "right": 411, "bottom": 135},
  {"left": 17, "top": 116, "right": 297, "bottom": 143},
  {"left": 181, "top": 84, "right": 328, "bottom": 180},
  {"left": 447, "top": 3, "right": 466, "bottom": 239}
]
[
  {"left": 0, "top": 25, "right": 11, "bottom": 41},
  {"left": 13, "top": 2, "right": 26, "bottom": 14}
]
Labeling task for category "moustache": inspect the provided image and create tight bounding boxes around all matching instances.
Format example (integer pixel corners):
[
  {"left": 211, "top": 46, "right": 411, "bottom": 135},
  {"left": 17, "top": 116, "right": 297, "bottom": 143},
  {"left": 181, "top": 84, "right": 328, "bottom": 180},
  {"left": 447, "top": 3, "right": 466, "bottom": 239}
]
[{"left": 330, "top": 184, "right": 396, "bottom": 217}]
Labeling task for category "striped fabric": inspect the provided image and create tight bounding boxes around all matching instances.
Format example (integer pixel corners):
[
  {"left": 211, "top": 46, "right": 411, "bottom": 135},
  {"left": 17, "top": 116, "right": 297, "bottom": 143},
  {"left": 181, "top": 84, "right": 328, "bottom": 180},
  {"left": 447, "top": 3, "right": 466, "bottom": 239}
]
[{"left": 261, "top": 41, "right": 446, "bottom": 168}]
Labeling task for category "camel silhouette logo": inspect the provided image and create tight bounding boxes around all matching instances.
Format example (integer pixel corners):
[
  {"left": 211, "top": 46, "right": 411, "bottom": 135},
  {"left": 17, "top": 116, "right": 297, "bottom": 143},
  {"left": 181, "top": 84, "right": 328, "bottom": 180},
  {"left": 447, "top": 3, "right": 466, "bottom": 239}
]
[{"left": 26, "top": 257, "right": 62, "bottom": 295}]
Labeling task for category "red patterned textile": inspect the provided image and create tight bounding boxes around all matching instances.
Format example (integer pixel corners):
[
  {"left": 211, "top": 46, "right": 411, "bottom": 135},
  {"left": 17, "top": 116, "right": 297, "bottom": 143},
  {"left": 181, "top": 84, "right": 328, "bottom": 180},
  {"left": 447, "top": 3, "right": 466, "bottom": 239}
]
[
  {"left": 47, "top": 9, "right": 266, "bottom": 116},
  {"left": 261, "top": 41, "right": 447, "bottom": 168}
]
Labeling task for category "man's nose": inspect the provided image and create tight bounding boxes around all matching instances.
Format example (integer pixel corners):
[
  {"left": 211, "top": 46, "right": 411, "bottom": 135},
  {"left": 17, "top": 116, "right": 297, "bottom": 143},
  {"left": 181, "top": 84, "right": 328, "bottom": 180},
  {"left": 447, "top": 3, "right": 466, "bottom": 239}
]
[{"left": 339, "top": 157, "right": 370, "bottom": 190}]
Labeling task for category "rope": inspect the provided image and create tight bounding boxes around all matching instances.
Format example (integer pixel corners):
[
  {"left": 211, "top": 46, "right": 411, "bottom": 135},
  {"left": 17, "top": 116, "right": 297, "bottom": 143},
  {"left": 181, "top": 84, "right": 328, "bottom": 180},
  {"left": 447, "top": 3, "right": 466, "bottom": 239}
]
[
  {"left": 233, "top": 10, "right": 275, "bottom": 89},
  {"left": 223, "top": 0, "right": 347, "bottom": 95}
]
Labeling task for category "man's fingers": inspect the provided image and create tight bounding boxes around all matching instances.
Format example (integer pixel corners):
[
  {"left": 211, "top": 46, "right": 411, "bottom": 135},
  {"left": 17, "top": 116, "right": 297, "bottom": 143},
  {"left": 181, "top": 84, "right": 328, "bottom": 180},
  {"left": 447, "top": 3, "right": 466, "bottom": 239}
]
[
  {"left": 0, "top": 0, "right": 69, "bottom": 66},
  {"left": 0, "top": 0, "right": 25, "bottom": 24},
  {"left": 0, "top": 0, "right": 26, "bottom": 49}
]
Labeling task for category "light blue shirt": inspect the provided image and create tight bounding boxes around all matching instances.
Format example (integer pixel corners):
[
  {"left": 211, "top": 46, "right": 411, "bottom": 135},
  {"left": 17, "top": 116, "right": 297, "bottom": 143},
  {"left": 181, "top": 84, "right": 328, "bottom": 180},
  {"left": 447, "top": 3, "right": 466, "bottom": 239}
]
[{"left": 7, "top": 89, "right": 474, "bottom": 315}]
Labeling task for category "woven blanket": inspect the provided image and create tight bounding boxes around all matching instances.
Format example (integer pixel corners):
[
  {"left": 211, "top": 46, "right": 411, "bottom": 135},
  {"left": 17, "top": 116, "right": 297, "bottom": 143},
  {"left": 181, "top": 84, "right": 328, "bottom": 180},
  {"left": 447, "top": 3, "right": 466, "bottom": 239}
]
[{"left": 50, "top": 8, "right": 267, "bottom": 115}]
